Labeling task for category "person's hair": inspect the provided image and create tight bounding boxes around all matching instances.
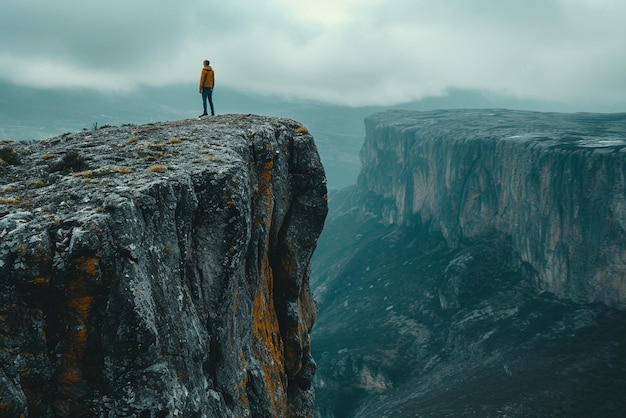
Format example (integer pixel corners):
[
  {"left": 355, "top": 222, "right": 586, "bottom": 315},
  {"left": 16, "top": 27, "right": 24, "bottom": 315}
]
[{"left": 203, "top": 60, "right": 210, "bottom": 65}]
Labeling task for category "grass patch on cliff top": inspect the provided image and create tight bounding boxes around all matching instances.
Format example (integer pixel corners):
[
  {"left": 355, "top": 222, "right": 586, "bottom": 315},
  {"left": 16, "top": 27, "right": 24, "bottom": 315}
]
[
  {"left": 68, "top": 166, "right": 133, "bottom": 179},
  {"left": 0, "top": 196, "right": 20, "bottom": 205},
  {"left": 147, "top": 164, "right": 168, "bottom": 172}
]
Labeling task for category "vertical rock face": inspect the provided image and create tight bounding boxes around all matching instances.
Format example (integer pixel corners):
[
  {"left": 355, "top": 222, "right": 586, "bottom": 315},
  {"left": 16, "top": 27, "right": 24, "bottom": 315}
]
[
  {"left": 311, "top": 110, "right": 626, "bottom": 417},
  {"left": 359, "top": 109, "right": 626, "bottom": 308},
  {"left": 0, "top": 115, "right": 327, "bottom": 417}
]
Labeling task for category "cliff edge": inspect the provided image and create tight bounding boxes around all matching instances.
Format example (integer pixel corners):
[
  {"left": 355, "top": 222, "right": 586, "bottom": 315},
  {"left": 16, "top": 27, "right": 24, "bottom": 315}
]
[
  {"left": 359, "top": 109, "right": 626, "bottom": 308},
  {"left": 0, "top": 115, "right": 328, "bottom": 417}
]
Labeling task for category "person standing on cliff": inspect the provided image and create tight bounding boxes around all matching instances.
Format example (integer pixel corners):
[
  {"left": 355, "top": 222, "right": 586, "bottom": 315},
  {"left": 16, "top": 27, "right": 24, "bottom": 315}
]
[{"left": 199, "top": 60, "right": 215, "bottom": 117}]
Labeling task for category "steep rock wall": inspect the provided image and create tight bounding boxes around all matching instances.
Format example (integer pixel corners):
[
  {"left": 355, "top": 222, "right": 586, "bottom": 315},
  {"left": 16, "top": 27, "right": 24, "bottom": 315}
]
[
  {"left": 359, "top": 109, "right": 626, "bottom": 308},
  {"left": 0, "top": 115, "right": 327, "bottom": 417}
]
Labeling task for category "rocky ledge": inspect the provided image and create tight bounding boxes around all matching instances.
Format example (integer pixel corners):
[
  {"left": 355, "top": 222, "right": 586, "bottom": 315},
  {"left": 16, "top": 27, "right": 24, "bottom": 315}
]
[
  {"left": 359, "top": 109, "right": 626, "bottom": 308},
  {"left": 0, "top": 115, "right": 328, "bottom": 417}
]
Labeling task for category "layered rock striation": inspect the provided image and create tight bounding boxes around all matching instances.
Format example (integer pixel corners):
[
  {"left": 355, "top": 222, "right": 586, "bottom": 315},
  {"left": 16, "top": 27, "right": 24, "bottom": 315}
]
[
  {"left": 0, "top": 115, "right": 327, "bottom": 417},
  {"left": 359, "top": 109, "right": 626, "bottom": 308}
]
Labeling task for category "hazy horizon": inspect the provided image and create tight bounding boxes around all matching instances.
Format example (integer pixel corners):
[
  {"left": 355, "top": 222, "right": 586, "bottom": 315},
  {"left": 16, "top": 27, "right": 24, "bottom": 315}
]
[
  {"left": 3, "top": 81, "right": 617, "bottom": 141},
  {"left": 3, "top": 80, "right": 624, "bottom": 190}
]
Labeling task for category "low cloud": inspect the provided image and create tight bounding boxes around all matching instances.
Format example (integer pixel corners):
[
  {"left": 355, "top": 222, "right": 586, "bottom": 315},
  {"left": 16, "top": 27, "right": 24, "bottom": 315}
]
[{"left": 1, "top": 0, "right": 625, "bottom": 108}]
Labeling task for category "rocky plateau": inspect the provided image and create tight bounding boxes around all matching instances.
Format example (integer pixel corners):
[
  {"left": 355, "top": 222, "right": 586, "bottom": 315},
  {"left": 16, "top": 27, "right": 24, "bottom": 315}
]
[{"left": 0, "top": 115, "right": 328, "bottom": 417}]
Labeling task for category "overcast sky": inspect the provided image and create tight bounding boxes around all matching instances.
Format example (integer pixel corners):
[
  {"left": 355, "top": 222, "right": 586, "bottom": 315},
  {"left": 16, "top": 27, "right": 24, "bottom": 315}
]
[{"left": 1, "top": 0, "right": 625, "bottom": 109}]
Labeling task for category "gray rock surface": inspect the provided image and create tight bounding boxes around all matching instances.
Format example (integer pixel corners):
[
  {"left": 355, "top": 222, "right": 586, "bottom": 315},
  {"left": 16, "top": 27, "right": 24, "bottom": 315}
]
[
  {"left": 359, "top": 109, "right": 626, "bottom": 308},
  {"left": 0, "top": 115, "right": 327, "bottom": 417}
]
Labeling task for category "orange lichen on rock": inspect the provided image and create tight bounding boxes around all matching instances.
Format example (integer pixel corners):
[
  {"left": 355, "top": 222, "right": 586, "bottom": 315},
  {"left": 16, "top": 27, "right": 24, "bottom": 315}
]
[
  {"left": 295, "top": 126, "right": 309, "bottom": 134},
  {"left": 53, "top": 255, "right": 98, "bottom": 415},
  {"left": 258, "top": 160, "right": 274, "bottom": 203},
  {"left": 251, "top": 256, "right": 287, "bottom": 417},
  {"left": 238, "top": 353, "right": 250, "bottom": 408},
  {"left": 247, "top": 151, "right": 294, "bottom": 414},
  {"left": 32, "top": 276, "right": 50, "bottom": 285},
  {"left": 254, "top": 159, "right": 275, "bottom": 230},
  {"left": 75, "top": 256, "right": 99, "bottom": 277}
]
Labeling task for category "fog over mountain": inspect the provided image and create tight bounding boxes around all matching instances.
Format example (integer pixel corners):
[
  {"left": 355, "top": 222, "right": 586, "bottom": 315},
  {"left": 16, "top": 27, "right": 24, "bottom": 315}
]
[
  {"left": 0, "top": 82, "right": 607, "bottom": 190},
  {"left": 3, "top": 1, "right": 626, "bottom": 109}
]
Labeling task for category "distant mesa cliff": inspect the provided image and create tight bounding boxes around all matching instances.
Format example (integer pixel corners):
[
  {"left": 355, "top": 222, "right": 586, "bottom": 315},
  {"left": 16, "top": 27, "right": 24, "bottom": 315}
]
[
  {"left": 311, "top": 109, "right": 626, "bottom": 417},
  {"left": 0, "top": 115, "right": 327, "bottom": 417},
  {"left": 359, "top": 109, "right": 626, "bottom": 308}
]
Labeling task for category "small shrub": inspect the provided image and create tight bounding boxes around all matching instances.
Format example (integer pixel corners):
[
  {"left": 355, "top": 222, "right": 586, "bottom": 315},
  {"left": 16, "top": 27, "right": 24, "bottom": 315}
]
[
  {"left": 30, "top": 180, "right": 45, "bottom": 187},
  {"left": 0, "top": 147, "right": 21, "bottom": 165},
  {"left": 0, "top": 197, "right": 19, "bottom": 205},
  {"left": 128, "top": 137, "right": 138, "bottom": 143},
  {"left": 295, "top": 126, "right": 309, "bottom": 134},
  {"left": 97, "top": 166, "right": 132, "bottom": 175},
  {"left": 147, "top": 164, "right": 168, "bottom": 172},
  {"left": 50, "top": 150, "right": 89, "bottom": 174},
  {"left": 169, "top": 138, "right": 182, "bottom": 144}
]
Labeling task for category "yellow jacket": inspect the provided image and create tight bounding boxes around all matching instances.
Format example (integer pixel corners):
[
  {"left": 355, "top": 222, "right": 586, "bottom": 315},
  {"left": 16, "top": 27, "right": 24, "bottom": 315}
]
[{"left": 199, "top": 65, "right": 214, "bottom": 91}]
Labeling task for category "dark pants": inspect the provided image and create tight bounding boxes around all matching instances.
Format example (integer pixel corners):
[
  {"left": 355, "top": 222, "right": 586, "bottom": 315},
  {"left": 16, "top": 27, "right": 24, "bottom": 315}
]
[{"left": 202, "top": 87, "right": 214, "bottom": 115}]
